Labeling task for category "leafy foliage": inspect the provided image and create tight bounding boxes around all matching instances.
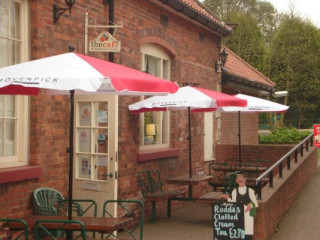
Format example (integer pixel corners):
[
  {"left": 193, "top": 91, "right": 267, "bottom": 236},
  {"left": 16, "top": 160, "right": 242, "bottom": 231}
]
[
  {"left": 224, "top": 13, "right": 265, "bottom": 70},
  {"left": 204, "top": 0, "right": 320, "bottom": 128},
  {"left": 259, "top": 127, "right": 311, "bottom": 144},
  {"left": 266, "top": 16, "right": 320, "bottom": 128}
]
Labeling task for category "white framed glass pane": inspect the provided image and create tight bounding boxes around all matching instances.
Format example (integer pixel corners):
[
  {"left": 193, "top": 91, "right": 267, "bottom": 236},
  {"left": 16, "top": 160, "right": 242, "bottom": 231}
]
[
  {"left": 145, "top": 55, "right": 160, "bottom": 76},
  {"left": 161, "top": 111, "right": 169, "bottom": 144},
  {"left": 0, "top": 120, "right": 3, "bottom": 156},
  {"left": 79, "top": 102, "right": 91, "bottom": 126},
  {"left": 5, "top": 119, "right": 16, "bottom": 156},
  {"left": 95, "top": 129, "right": 108, "bottom": 154},
  {"left": 78, "top": 129, "right": 91, "bottom": 153},
  {"left": 143, "top": 112, "right": 169, "bottom": 146},
  {"left": 0, "top": 38, "right": 9, "bottom": 67},
  {"left": 6, "top": 95, "right": 15, "bottom": 117},
  {"left": 95, "top": 156, "right": 108, "bottom": 181},
  {"left": 77, "top": 154, "right": 91, "bottom": 179},
  {"left": 0, "top": 96, "right": 4, "bottom": 117},
  {"left": 10, "top": 1, "right": 20, "bottom": 39},
  {"left": 95, "top": 102, "right": 108, "bottom": 127},
  {"left": 0, "top": 0, "right": 8, "bottom": 37},
  {"left": 12, "top": 40, "right": 21, "bottom": 64},
  {"left": 163, "top": 60, "right": 170, "bottom": 80}
]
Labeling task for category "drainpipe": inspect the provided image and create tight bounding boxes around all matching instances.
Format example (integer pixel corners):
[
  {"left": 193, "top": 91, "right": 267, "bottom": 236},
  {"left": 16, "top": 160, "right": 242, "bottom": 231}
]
[{"left": 108, "top": 0, "right": 114, "bottom": 63}]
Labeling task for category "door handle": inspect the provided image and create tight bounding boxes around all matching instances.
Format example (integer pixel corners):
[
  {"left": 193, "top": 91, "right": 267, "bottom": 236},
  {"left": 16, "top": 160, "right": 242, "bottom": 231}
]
[{"left": 103, "top": 173, "right": 113, "bottom": 178}]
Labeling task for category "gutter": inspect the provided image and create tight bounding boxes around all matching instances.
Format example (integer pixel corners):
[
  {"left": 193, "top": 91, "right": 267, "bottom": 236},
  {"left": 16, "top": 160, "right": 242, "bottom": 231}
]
[{"left": 158, "top": 0, "right": 232, "bottom": 36}]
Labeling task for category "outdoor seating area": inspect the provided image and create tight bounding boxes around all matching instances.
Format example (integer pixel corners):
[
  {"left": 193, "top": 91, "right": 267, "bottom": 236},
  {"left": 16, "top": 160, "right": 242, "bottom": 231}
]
[
  {"left": 138, "top": 170, "right": 187, "bottom": 223},
  {"left": 138, "top": 169, "right": 224, "bottom": 223},
  {"left": 0, "top": 188, "right": 145, "bottom": 240}
]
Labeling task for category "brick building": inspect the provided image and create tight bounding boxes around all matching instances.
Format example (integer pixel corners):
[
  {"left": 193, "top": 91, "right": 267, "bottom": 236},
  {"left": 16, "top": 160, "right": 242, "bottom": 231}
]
[{"left": 0, "top": 0, "right": 275, "bottom": 221}]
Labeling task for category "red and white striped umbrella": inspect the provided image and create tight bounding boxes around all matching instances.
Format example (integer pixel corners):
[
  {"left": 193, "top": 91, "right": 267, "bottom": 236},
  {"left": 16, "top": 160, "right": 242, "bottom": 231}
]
[
  {"left": 129, "top": 86, "right": 247, "bottom": 113},
  {"left": 221, "top": 94, "right": 289, "bottom": 112},
  {"left": 129, "top": 86, "right": 247, "bottom": 178},
  {"left": 221, "top": 94, "right": 289, "bottom": 164},
  {"left": 0, "top": 52, "right": 179, "bottom": 220},
  {"left": 0, "top": 52, "right": 178, "bottom": 95}
]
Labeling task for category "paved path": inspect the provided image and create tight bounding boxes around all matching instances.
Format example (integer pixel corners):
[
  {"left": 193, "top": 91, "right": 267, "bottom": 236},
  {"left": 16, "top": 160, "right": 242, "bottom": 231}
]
[
  {"left": 143, "top": 166, "right": 320, "bottom": 240},
  {"left": 144, "top": 202, "right": 212, "bottom": 240},
  {"left": 271, "top": 167, "right": 320, "bottom": 240}
]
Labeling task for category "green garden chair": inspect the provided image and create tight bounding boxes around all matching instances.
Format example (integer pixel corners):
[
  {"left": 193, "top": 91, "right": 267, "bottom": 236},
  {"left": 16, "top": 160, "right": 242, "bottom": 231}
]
[{"left": 33, "top": 188, "right": 64, "bottom": 216}]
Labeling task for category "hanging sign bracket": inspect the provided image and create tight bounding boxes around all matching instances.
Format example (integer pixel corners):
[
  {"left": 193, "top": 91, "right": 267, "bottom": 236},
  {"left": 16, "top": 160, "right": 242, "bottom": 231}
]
[{"left": 85, "top": 12, "right": 123, "bottom": 54}]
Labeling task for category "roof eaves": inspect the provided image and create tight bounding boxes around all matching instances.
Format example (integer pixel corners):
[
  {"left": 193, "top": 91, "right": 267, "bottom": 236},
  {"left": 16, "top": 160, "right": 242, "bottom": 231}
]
[
  {"left": 222, "top": 72, "right": 275, "bottom": 92},
  {"left": 158, "top": 0, "right": 233, "bottom": 36}
]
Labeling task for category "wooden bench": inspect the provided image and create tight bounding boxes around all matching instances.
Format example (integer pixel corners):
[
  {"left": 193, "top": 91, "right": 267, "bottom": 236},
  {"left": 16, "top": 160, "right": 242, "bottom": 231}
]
[
  {"left": 208, "top": 162, "right": 231, "bottom": 191},
  {"left": 138, "top": 170, "right": 187, "bottom": 223}
]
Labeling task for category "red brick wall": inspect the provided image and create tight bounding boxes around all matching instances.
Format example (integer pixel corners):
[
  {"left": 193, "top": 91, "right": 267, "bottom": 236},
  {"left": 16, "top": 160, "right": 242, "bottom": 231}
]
[
  {"left": 1, "top": 0, "right": 221, "bottom": 219},
  {"left": 254, "top": 146, "right": 317, "bottom": 240},
  {"left": 215, "top": 144, "right": 294, "bottom": 166},
  {"left": 213, "top": 143, "right": 317, "bottom": 240},
  {"left": 221, "top": 112, "right": 259, "bottom": 145}
]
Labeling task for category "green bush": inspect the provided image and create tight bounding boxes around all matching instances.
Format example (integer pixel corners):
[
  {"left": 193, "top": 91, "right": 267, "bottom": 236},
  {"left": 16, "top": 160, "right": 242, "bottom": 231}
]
[{"left": 259, "top": 127, "right": 311, "bottom": 144}]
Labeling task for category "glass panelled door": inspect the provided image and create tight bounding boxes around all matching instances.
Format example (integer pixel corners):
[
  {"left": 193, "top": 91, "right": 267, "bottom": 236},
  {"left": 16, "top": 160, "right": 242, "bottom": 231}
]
[
  {"left": 73, "top": 95, "right": 118, "bottom": 217},
  {"left": 77, "top": 101, "right": 110, "bottom": 181}
]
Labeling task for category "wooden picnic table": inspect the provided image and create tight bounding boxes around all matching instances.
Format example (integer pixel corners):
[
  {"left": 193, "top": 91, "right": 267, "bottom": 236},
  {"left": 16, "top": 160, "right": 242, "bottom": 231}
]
[
  {"left": 7, "top": 215, "right": 133, "bottom": 233},
  {"left": 213, "top": 165, "right": 268, "bottom": 173},
  {"left": 166, "top": 175, "right": 213, "bottom": 185},
  {"left": 167, "top": 175, "right": 217, "bottom": 201}
]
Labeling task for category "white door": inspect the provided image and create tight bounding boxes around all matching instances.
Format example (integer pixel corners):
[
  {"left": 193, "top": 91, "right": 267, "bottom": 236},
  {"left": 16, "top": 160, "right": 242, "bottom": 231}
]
[
  {"left": 73, "top": 94, "right": 118, "bottom": 217},
  {"left": 204, "top": 112, "right": 214, "bottom": 161}
]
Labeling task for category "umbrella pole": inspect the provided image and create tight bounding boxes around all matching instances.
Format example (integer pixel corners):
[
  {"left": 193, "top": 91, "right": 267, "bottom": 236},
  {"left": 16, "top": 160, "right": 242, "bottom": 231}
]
[
  {"left": 68, "top": 90, "right": 75, "bottom": 220},
  {"left": 187, "top": 107, "right": 193, "bottom": 198},
  {"left": 238, "top": 111, "right": 241, "bottom": 166},
  {"left": 188, "top": 107, "right": 192, "bottom": 178}
]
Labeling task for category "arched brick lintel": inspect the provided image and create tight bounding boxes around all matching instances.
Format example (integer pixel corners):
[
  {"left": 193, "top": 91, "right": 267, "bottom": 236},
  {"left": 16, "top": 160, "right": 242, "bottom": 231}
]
[{"left": 140, "top": 36, "right": 176, "bottom": 58}]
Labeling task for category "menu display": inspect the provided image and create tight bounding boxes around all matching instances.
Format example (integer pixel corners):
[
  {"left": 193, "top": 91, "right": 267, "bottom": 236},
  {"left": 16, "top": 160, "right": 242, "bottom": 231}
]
[{"left": 213, "top": 202, "right": 245, "bottom": 240}]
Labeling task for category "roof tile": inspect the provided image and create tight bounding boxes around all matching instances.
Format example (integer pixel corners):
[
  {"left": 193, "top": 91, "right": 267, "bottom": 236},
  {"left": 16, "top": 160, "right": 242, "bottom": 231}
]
[
  {"left": 224, "top": 47, "right": 275, "bottom": 87},
  {"left": 177, "top": 0, "right": 232, "bottom": 31}
]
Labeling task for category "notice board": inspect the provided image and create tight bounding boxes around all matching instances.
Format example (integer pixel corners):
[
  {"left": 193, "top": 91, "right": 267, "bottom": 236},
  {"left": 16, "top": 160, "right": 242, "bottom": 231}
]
[
  {"left": 314, "top": 124, "right": 320, "bottom": 148},
  {"left": 213, "top": 202, "right": 245, "bottom": 240}
]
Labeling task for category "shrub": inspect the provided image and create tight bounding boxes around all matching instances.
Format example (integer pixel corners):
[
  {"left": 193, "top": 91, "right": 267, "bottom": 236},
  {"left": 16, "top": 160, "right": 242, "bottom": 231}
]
[{"left": 259, "top": 127, "right": 311, "bottom": 144}]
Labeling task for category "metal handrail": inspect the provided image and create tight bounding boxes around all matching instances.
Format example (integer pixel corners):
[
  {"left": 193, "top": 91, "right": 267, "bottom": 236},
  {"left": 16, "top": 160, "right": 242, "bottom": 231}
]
[{"left": 255, "top": 133, "right": 314, "bottom": 199}]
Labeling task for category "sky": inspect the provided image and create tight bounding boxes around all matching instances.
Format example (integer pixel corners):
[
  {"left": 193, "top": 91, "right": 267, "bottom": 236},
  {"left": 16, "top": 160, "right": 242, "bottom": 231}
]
[{"left": 266, "top": 0, "right": 320, "bottom": 27}]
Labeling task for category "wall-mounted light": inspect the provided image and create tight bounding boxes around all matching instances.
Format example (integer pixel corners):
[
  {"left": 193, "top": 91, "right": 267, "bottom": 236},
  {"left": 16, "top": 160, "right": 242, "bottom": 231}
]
[
  {"left": 53, "top": 0, "right": 76, "bottom": 23},
  {"left": 215, "top": 48, "right": 229, "bottom": 73}
]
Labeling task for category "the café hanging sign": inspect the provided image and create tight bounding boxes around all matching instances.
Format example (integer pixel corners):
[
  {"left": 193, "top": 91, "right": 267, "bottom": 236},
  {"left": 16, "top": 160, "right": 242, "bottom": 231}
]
[{"left": 89, "top": 31, "right": 121, "bottom": 52}]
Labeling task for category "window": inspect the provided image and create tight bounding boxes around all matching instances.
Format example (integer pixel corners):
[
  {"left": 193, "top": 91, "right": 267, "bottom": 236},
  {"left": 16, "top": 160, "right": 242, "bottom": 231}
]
[
  {"left": 140, "top": 44, "right": 171, "bottom": 149},
  {"left": 0, "top": 0, "right": 29, "bottom": 168}
]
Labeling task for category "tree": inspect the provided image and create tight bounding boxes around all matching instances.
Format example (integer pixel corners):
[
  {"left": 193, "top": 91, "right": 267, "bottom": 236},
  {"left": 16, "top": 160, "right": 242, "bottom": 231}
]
[
  {"left": 267, "top": 15, "right": 320, "bottom": 128},
  {"left": 224, "top": 13, "right": 265, "bottom": 70},
  {"left": 203, "top": 0, "right": 277, "bottom": 71},
  {"left": 203, "top": 0, "right": 277, "bottom": 42}
]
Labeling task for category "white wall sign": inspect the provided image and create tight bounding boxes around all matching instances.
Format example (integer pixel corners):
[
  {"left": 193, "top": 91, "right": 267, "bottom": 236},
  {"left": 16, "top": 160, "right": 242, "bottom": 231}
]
[{"left": 89, "top": 32, "right": 121, "bottom": 52}]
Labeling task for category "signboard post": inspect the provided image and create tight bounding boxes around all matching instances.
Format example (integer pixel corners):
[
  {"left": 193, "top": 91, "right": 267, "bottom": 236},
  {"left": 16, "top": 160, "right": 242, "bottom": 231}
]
[
  {"left": 213, "top": 202, "right": 245, "bottom": 240},
  {"left": 314, "top": 124, "right": 320, "bottom": 148}
]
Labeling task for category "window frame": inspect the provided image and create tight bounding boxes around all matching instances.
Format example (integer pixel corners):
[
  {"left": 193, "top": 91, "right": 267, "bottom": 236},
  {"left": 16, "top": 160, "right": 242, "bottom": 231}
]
[
  {"left": 139, "top": 44, "right": 171, "bottom": 150},
  {"left": 0, "top": 0, "right": 29, "bottom": 168}
]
